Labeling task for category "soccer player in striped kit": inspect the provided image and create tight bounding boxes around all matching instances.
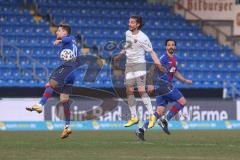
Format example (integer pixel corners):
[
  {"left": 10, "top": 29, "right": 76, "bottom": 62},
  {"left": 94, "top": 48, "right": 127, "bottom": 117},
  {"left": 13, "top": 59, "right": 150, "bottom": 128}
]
[{"left": 136, "top": 39, "right": 192, "bottom": 141}]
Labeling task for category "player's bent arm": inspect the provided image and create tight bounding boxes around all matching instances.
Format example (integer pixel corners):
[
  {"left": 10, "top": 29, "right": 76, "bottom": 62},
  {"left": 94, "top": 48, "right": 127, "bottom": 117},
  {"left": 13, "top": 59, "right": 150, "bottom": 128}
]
[
  {"left": 146, "top": 64, "right": 156, "bottom": 85},
  {"left": 149, "top": 49, "right": 166, "bottom": 73},
  {"left": 113, "top": 50, "right": 126, "bottom": 61},
  {"left": 146, "top": 65, "right": 156, "bottom": 94},
  {"left": 174, "top": 71, "right": 192, "bottom": 84},
  {"left": 54, "top": 39, "right": 61, "bottom": 45}
]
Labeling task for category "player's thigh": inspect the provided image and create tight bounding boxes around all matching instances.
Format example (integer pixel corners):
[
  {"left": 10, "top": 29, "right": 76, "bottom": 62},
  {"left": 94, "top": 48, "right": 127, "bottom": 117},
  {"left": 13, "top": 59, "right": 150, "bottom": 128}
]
[
  {"left": 156, "top": 95, "right": 168, "bottom": 107},
  {"left": 64, "top": 69, "right": 76, "bottom": 85},
  {"left": 136, "top": 74, "right": 146, "bottom": 93},
  {"left": 156, "top": 105, "right": 166, "bottom": 115},
  {"left": 155, "top": 80, "right": 173, "bottom": 96},
  {"left": 134, "top": 63, "right": 146, "bottom": 88},
  {"left": 125, "top": 66, "right": 136, "bottom": 94},
  {"left": 156, "top": 95, "right": 169, "bottom": 115},
  {"left": 50, "top": 65, "right": 74, "bottom": 85},
  {"left": 167, "top": 87, "right": 185, "bottom": 104},
  {"left": 177, "top": 97, "right": 186, "bottom": 106},
  {"left": 60, "top": 93, "right": 69, "bottom": 103}
]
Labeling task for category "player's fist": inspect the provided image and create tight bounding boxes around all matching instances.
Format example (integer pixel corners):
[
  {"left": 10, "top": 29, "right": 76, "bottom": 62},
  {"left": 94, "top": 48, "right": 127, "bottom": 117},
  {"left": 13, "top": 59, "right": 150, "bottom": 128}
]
[
  {"left": 54, "top": 39, "right": 61, "bottom": 45},
  {"left": 184, "top": 79, "right": 192, "bottom": 85},
  {"left": 113, "top": 55, "right": 120, "bottom": 61}
]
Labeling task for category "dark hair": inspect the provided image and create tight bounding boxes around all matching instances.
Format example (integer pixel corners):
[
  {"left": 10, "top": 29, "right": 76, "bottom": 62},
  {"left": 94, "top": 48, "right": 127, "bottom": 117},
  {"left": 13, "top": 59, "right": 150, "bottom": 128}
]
[
  {"left": 165, "top": 39, "right": 176, "bottom": 46},
  {"left": 130, "top": 15, "right": 144, "bottom": 29},
  {"left": 58, "top": 23, "right": 71, "bottom": 35}
]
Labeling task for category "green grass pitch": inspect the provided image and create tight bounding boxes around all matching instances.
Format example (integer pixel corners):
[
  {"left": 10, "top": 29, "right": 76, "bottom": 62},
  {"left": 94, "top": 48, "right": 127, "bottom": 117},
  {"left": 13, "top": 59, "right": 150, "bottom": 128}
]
[{"left": 0, "top": 130, "right": 240, "bottom": 160}]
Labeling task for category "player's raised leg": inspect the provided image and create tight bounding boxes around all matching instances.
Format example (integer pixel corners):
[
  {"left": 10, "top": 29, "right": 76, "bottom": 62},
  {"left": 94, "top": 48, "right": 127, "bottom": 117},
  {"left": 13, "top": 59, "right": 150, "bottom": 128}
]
[
  {"left": 26, "top": 83, "right": 54, "bottom": 113},
  {"left": 158, "top": 88, "right": 186, "bottom": 135},
  {"left": 166, "top": 97, "right": 186, "bottom": 121}
]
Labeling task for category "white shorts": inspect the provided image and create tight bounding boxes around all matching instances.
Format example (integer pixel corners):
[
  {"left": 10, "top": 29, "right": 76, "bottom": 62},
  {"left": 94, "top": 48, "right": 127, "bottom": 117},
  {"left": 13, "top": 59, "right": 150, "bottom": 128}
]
[{"left": 125, "top": 63, "right": 146, "bottom": 86}]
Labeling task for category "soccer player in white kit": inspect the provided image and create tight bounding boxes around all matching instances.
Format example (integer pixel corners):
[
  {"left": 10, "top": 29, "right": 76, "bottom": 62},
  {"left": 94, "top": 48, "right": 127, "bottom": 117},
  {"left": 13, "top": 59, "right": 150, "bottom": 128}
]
[{"left": 114, "top": 15, "right": 165, "bottom": 129}]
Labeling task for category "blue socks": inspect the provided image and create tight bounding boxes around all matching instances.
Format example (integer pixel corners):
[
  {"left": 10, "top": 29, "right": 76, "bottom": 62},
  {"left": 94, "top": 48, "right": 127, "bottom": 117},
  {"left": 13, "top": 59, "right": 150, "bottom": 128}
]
[
  {"left": 142, "top": 112, "right": 161, "bottom": 130},
  {"left": 39, "top": 84, "right": 54, "bottom": 106},
  {"left": 63, "top": 101, "right": 71, "bottom": 125},
  {"left": 166, "top": 102, "right": 184, "bottom": 121}
]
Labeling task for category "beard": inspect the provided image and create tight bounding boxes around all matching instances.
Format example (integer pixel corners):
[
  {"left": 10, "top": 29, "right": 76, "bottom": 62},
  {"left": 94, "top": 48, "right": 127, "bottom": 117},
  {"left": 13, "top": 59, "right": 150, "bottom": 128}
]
[
  {"left": 129, "top": 26, "right": 137, "bottom": 32},
  {"left": 168, "top": 48, "right": 175, "bottom": 54}
]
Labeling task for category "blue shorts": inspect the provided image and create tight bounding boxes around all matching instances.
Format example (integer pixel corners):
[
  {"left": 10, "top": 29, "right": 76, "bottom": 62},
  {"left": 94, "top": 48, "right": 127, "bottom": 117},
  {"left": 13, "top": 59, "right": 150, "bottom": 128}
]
[
  {"left": 156, "top": 87, "right": 183, "bottom": 106},
  {"left": 49, "top": 61, "right": 77, "bottom": 85}
]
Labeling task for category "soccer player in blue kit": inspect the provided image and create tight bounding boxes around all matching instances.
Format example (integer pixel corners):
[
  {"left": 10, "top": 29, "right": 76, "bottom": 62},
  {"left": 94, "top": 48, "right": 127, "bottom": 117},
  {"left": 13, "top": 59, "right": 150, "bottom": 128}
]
[
  {"left": 26, "top": 23, "right": 79, "bottom": 139},
  {"left": 136, "top": 39, "right": 192, "bottom": 141}
]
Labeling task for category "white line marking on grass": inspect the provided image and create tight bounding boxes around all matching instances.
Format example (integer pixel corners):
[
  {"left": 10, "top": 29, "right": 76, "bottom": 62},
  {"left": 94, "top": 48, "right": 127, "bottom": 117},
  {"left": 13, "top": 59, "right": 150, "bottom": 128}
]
[
  {"left": 121, "top": 141, "right": 155, "bottom": 145},
  {"left": 117, "top": 155, "right": 228, "bottom": 160}
]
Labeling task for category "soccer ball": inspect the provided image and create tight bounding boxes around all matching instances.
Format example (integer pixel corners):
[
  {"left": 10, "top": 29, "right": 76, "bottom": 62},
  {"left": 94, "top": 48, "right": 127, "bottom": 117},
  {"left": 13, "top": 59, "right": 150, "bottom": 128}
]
[{"left": 60, "top": 49, "right": 74, "bottom": 61}]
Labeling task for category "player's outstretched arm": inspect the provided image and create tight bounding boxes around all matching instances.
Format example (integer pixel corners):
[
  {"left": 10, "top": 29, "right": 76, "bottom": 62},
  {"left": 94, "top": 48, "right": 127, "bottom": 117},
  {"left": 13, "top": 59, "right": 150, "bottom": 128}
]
[
  {"left": 113, "top": 50, "right": 126, "bottom": 61},
  {"left": 53, "top": 39, "right": 61, "bottom": 45},
  {"left": 149, "top": 49, "right": 166, "bottom": 73},
  {"left": 146, "top": 64, "right": 156, "bottom": 94},
  {"left": 174, "top": 71, "right": 192, "bottom": 84}
]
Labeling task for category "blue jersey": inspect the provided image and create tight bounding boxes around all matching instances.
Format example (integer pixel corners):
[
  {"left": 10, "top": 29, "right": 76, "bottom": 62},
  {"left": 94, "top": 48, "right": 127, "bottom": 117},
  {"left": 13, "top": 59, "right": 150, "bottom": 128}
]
[
  {"left": 158, "top": 53, "right": 177, "bottom": 84},
  {"left": 57, "top": 35, "right": 79, "bottom": 63},
  {"left": 155, "top": 53, "right": 183, "bottom": 105}
]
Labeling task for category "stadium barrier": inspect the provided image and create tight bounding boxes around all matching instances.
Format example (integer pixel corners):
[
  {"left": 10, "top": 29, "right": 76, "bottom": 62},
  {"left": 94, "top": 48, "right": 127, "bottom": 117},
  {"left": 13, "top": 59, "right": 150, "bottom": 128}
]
[
  {"left": 0, "top": 98, "right": 240, "bottom": 131},
  {"left": 0, "top": 120, "right": 240, "bottom": 131}
]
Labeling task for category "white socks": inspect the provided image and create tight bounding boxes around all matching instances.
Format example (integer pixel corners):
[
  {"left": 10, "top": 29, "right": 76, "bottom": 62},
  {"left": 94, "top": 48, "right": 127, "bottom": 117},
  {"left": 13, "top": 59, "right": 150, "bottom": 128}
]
[
  {"left": 127, "top": 94, "right": 137, "bottom": 118},
  {"left": 141, "top": 92, "right": 153, "bottom": 115}
]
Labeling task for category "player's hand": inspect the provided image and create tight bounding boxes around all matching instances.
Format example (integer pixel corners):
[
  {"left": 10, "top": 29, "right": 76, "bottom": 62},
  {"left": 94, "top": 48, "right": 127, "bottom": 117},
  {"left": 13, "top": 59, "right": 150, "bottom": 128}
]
[
  {"left": 113, "top": 50, "right": 125, "bottom": 61},
  {"left": 147, "top": 85, "right": 154, "bottom": 94},
  {"left": 157, "top": 64, "right": 167, "bottom": 73},
  {"left": 53, "top": 39, "right": 61, "bottom": 45},
  {"left": 184, "top": 79, "right": 192, "bottom": 85},
  {"left": 113, "top": 55, "right": 120, "bottom": 61}
]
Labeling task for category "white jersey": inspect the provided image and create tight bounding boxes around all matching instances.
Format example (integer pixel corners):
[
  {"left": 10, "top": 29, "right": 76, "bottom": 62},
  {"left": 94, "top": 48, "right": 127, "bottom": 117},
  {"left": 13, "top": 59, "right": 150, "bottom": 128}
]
[{"left": 125, "top": 30, "right": 152, "bottom": 64}]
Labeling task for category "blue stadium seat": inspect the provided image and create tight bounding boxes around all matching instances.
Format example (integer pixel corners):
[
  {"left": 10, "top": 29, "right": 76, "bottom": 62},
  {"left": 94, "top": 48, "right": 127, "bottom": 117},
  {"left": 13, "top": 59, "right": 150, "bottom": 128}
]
[{"left": 0, "top": 0, "right": 240, "bottom": 96}]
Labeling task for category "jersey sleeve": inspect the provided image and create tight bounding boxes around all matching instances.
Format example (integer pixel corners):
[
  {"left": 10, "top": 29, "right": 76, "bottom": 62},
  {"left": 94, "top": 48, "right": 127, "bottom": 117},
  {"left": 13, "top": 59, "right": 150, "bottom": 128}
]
[
  {"left": 159, "top": 55, "right": 165, "bottom": 65},
  {"left": 139, "top": 37, "right": 153, "bottom": 52}
]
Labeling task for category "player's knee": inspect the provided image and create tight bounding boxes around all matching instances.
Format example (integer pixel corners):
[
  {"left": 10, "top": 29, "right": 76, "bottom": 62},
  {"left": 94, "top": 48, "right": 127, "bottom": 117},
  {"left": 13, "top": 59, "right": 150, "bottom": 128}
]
[
  {"left": 49, "top": 79, "right": 58, "bottom": 88},
  {"left": 138, "top": 91, "right": 145, "bottom": 96},
  {"left": 178, "top": 97, "right": 187, "bottom": 106},
  {"left": 138, "top": 87, "right": 146, "bottom": 96},
  {"left": 156, "top": 106, "right": 165, "bottom": 116},
  {"left": 60, "top": 94, "right": 69, "bottom": 103},
  {"left": 126, "top": 87, "right": 134, "bottom": 95}
]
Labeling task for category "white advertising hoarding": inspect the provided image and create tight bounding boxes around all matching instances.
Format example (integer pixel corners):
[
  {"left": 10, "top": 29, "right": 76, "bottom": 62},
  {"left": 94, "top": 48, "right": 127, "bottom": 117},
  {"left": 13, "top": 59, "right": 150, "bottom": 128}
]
[
  {"left": 175, "top": 0, "right": 235, "bottom": 20},
  {"left": 0, "top": 98, "right": 44, "bottom": 121},
  {"left": 234, "top": 5, "right": 240, "bottom": 36},
  {"left": 237, "top": 99, "right": 240, "bottom": 120}
]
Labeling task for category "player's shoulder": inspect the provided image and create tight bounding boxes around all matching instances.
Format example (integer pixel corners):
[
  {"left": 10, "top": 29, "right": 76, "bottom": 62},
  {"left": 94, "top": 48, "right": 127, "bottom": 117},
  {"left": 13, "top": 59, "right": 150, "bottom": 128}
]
[
  {"left": 63, "top": 35, "right": 73, "bottom": 39},
  {"left": 69, "top": 35, "right": 75, "bottom": 40},
  {"left": 160, "top": 54, "right": 167, "bottom": 61},
  {"left": 139, "top": 30, "right": 149, "bottom": 40},
  {"left": 125, "top": 30, "right": 131, "bottom": 36}
]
